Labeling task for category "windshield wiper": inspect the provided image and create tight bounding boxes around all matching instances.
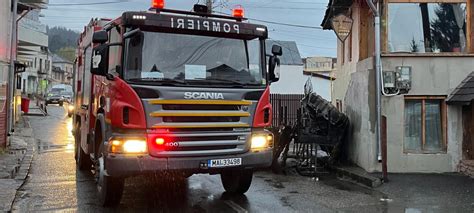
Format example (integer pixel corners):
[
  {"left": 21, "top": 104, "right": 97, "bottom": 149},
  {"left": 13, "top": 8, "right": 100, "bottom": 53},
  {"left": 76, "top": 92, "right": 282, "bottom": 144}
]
[{"left": 128, "top": 78, "right": 187, "bottom": 86}]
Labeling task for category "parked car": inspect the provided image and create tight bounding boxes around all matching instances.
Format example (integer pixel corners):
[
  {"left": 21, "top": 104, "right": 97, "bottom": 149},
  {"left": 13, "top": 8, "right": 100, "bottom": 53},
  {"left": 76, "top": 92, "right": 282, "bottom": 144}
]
[{"left": 46, "top": 92, "right": 65, "bottom": 106}]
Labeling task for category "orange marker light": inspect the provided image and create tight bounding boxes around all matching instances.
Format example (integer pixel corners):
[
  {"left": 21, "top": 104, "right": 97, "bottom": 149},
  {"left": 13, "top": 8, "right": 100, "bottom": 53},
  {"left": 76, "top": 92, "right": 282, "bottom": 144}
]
[
  {"left": 155, "top": 138, "right": 165, "bottom": 145},
  {"left": 232, "top": 6, "right": 244, "bottom": 18},
  {"left": 152, "top": 0, "right": 165, "bottom": 9}
]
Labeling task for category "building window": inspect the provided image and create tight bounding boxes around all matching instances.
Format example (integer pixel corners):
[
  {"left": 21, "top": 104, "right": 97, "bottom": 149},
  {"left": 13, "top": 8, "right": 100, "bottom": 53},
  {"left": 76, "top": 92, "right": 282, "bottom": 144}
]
[
  {"left": 404, "top": 96, "right": 447, "bottom": 153},
  {"left": 388, "top": 3, "right": 466, "bottom": 53}
]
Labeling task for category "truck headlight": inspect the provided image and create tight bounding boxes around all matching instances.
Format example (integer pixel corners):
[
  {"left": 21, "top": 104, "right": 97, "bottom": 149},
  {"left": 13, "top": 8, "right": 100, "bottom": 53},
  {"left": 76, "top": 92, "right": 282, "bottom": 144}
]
[
  {"left": 251, "top": 134, "right": 273, "bottom": 150},
  {"left": 110, "top": 138, "right": 147, "bottom": 154}
]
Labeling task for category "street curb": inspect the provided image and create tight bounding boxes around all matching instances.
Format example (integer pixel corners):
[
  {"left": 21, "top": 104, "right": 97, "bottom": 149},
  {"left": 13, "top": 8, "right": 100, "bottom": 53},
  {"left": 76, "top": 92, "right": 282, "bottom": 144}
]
[
  {"left": 331, "top": 166, "right": 382, "bottom": 188},
  {"left": 7, "top": 117, "right": 36, "bottom": 212}
]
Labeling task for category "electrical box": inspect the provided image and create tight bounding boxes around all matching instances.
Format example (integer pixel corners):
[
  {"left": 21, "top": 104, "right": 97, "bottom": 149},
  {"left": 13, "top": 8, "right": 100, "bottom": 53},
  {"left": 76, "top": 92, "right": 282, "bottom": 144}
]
[
  {"left": 395, "top": 66, "right": 412, "bottom": 94},
  {"left": 382, "top": 66, "right": 412, "bottom": 95},
  {"left": 383, "top": 71, "right": 396, "bottom": 88}
]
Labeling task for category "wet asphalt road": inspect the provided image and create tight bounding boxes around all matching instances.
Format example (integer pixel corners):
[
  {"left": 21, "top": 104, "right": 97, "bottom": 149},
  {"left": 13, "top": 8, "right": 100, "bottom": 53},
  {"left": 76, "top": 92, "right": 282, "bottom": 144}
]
[{"left": 12, "top": 105, "right": 473, "bottom": 212}]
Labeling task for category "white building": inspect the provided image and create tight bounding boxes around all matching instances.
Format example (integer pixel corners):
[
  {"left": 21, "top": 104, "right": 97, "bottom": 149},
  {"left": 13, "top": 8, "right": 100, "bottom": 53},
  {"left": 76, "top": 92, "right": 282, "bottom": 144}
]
[
  {"left": 17, "top": 9, "right": 50, "bottom": 97},
  {"left": 0, "top": 0, "right": 48, "bottom": 147},
  {"left": 268, "top": 41, "right": 334, "bottom": 101},
  {"left": 303, "top": 56, "right": 336, "bottom": 102},
  {"left": 52, "top": 54, "right": 74, "bottom": 85}
]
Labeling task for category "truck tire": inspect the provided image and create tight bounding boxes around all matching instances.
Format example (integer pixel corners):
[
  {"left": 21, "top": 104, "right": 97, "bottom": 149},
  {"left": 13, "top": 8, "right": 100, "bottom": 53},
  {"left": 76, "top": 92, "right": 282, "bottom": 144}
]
[
  {"left": 75, "top": 122, "right": 92, "bottom": 170},
  {"left": 220, "top": 170, "right": 253, "bottom": 194},
  {"left": 95, "top": 125, "right": 124, "bottom": 207}
]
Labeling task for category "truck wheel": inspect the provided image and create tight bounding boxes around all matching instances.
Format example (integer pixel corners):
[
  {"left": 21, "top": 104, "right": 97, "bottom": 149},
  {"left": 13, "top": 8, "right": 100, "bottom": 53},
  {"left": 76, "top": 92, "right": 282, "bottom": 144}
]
[
  {"left": 95, "top": 129, "right": 124, "bottom": 207},
  {"left": 220, "top": 170, "right": 253, "bottom": 194},
  {"left": 75, "top": 123, "right": 91, "bottom": 170}
]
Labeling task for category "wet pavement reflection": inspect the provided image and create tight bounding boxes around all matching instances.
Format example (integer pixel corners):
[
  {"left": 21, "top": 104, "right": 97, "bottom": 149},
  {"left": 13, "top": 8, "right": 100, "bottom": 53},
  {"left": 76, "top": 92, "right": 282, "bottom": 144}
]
[
  {"left": 12, "top": 105, "right": 298, "bottom": 212},
  {"left": 12, "top": 104, "right": 474, "bottom": 212}
]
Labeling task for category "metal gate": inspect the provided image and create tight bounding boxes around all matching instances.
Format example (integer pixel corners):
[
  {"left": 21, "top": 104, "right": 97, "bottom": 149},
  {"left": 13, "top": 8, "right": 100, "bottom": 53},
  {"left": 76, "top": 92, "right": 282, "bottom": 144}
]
[{"left": 270, "top": 94, "right": 304, "bottom": 127}]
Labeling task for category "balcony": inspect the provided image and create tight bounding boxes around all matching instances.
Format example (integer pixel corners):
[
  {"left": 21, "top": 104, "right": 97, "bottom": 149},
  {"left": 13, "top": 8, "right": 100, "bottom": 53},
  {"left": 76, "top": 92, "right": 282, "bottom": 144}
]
[{"left": 37, "top": 68, "right": 47, "bottom": 75}]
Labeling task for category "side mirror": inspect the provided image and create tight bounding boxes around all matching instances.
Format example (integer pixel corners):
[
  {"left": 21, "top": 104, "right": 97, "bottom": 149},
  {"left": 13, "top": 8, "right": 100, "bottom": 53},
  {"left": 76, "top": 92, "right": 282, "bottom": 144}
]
[
  {"left": 93, "top": 30, "right": 108, "bottom": 44},
  {"left": 269, "top": 56, "right": 280, "bottom": 83},
  {"left": 271, "top": 45, "right": 283, "bottom": 56},
  {"left": 91, "top": 44, "right": 109, "bottom": 76}
]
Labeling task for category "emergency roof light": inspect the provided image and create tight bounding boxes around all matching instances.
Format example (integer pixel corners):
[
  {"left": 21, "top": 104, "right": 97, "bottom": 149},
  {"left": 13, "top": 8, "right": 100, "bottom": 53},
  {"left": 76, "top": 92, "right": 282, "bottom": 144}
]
[
  {"left": 232, "top": 6, "right": 244, "bottom": 18},
  {"left": 151, "top": 0, "right": 165, "bottom": 9}
]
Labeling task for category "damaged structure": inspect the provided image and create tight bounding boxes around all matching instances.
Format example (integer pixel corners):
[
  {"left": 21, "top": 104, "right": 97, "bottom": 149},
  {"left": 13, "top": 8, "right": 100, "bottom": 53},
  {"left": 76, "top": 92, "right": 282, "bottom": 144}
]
[{"left": 322, "top": 0, "right": 474, "bottom": 174}]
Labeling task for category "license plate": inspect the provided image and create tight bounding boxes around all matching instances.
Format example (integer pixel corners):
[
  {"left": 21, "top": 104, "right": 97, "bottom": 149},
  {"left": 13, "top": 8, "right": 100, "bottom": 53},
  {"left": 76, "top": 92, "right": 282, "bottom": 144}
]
[{"left": 208, "top": 158, "right": 242, "bottom": 168}]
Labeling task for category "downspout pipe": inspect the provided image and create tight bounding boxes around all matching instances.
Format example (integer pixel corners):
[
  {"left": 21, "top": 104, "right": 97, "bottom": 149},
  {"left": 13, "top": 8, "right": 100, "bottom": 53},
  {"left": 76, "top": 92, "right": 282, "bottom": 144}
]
[{"left": 365, "top": 0, "right": 383, "bottom": 162}]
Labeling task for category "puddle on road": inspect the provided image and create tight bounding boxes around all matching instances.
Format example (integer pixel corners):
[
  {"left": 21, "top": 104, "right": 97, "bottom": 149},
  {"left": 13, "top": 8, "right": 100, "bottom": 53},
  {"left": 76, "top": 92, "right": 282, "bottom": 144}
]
[{"left": 36, "top": 119, "right": 75, "bottom": 154}]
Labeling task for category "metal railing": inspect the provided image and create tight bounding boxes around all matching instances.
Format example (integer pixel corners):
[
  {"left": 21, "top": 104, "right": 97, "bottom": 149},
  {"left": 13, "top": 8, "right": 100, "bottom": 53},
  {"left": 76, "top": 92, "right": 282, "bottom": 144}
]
[{"left": 270, "top": 94, "right": 304, "bottom": 127}]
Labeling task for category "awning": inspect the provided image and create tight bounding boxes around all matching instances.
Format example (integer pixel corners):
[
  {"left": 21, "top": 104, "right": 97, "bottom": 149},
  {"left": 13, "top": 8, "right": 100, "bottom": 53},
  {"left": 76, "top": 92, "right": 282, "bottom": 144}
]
[
  {"left": 446, "top": 72, "right": 474, "bottom": 105},
  {"left": 19, "top": 0, "right": 48, "bottom": 9}
]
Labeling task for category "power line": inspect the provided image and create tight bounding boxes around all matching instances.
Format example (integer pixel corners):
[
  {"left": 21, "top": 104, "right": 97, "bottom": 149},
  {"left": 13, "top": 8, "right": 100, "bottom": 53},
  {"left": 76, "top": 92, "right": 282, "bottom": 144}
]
[
  {"left": 214, "top": 11, "right": 323, "bottom": 29},
  {"left": 249, "top": 18, "right": 323, "bottom": 29},
  {"left": 48, "top": 0, "right": 136, "bottom": 6},
  {"left": 270, "top": 29, "right": 335, "bottom": 41},
  {"left": 245, "top": 6, "right": 326, "bottom": 10}
]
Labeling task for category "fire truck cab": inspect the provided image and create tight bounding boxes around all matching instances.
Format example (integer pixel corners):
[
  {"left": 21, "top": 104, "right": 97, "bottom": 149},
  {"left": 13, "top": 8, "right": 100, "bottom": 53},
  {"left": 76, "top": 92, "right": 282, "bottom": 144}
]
[{"left": 73, "top": 1, "right": 281, "bottom": 206}]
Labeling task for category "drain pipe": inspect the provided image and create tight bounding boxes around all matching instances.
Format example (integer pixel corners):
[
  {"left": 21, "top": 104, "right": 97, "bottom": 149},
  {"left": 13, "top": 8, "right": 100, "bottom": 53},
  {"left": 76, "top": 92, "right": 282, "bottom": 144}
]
[{"left": 366, "top": 0, "right": 383, "bottom": 162}]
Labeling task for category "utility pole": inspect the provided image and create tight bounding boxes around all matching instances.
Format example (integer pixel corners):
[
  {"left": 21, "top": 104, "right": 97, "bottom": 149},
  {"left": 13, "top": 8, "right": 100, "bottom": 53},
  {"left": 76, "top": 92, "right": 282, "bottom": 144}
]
[{"left": 206, "top": 0, "right": 212, "bottom": 13}]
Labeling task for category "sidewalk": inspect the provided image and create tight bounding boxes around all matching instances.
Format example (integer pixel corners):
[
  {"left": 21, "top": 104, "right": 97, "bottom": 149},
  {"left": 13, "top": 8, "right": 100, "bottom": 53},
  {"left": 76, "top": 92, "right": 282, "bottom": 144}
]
[{"left": 0, "top": 117, "right": 35, "bottom": 212}]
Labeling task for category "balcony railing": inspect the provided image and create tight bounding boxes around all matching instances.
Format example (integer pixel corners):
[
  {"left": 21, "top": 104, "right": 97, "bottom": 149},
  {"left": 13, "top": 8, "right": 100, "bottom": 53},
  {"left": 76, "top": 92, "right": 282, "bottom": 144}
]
[{"left": 37, "top": 68, "right": 47, "bottom": 75}]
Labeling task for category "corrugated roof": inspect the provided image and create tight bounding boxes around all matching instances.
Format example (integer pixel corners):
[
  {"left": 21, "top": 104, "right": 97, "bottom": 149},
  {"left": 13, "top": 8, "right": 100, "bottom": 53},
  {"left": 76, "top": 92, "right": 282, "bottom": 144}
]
[
  {"left": 266, "top": 40, "right": 303, "bottom": 66},
  {"left": 446, "top": 72, "right": 474, "bottom": 105}
]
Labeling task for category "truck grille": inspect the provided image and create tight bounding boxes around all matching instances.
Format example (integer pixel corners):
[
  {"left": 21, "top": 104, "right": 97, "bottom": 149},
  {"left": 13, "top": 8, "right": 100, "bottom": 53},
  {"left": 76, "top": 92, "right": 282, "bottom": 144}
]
[
  {"left": 163, "top": 116, "right": 240, "bottom": 123},
  {"left": 163, "top": 104, "right": 240, "bottom": 111},
  {"left": 148, "top": 132, "right": 249, "bottom": 157},
  {"left": 148, "top": 99, "right": 252, "bottom": 129},
  {"left": 147, "top": 99, "right": 253, "bottom": 156}
]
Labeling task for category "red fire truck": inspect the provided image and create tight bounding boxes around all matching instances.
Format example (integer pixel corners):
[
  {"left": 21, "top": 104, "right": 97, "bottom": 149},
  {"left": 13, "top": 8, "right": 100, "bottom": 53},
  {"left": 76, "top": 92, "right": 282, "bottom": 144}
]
[{"left": 73, "top": 0, "right": 282, "bottom": 206}]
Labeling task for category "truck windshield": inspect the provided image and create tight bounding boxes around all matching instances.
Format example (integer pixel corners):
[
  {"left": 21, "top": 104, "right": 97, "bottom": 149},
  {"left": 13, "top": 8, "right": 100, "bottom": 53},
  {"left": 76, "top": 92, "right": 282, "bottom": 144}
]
[{"left": 124, "top": 31, "right": 264, "bottom": 87}]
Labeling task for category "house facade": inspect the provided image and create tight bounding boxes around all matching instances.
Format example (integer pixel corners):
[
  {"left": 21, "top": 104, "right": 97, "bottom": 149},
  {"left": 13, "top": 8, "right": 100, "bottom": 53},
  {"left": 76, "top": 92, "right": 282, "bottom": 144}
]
[
  {"left": 0, "top": 0, "right": 48, "bottom": 147},
  {"left": 322, "top": 0, "right": 474, "bottom": 173},
  {"left": 0, "top": 0, "right": 14, "bottom": 147},
  {"left": 52, "top": 54, "right": 74, "bottom": 85},
  {"left": 18, "top": 9, "right": 50, "bottom": 97}
]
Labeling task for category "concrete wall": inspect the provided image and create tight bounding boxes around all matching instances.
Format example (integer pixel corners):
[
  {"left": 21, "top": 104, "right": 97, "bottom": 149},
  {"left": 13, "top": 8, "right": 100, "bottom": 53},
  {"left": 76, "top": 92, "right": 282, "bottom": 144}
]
[{"left": 342, "top": 58, "right": 379, "bottom": 172}]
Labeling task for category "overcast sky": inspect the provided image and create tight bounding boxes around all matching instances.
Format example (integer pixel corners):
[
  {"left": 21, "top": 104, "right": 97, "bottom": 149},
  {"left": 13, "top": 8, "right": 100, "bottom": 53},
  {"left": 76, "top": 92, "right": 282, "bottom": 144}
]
[{"left": 41, "top": 0, "right": 337, "bottom": 57}]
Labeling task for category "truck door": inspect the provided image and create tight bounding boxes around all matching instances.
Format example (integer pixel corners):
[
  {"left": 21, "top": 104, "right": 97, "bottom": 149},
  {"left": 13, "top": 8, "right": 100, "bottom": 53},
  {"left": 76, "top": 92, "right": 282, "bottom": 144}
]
[{"left": 80, "top": 46, "right": 93, "bottom": 152}]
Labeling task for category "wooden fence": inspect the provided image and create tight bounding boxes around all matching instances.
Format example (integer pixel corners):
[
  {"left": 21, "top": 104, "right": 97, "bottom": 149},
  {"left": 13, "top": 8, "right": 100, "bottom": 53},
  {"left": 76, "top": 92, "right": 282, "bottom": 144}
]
[{"left": 270, "top": 94, "right": 304, "bottom": 127}]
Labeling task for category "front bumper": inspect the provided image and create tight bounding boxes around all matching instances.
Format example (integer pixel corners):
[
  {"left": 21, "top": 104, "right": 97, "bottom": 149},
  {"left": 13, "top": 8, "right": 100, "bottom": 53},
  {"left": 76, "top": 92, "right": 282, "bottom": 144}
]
[
  {"left": 47, "top": 98, "right": 63, "bottom": 103},
  {"left": 105, "top": 149, "right": 272, "bottom": 177}
]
